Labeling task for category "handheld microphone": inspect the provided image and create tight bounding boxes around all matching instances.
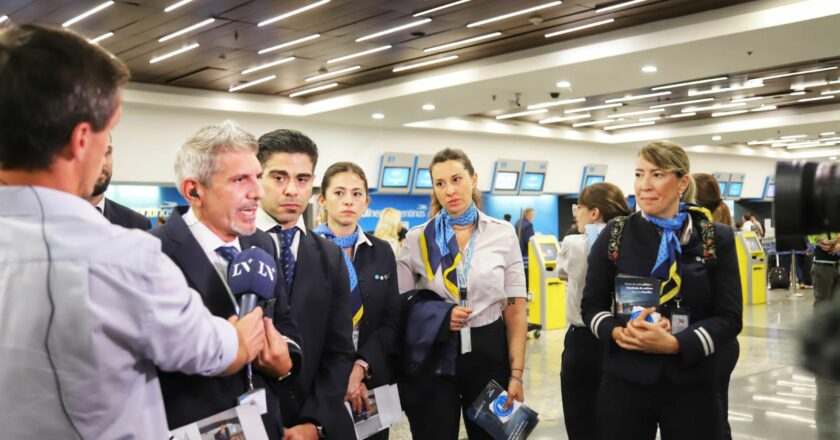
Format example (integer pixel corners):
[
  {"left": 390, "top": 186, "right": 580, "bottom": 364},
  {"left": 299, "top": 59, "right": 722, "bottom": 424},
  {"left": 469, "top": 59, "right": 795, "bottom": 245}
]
[{"left": 227, "top": 247, "right": 278, "bottom": 318}]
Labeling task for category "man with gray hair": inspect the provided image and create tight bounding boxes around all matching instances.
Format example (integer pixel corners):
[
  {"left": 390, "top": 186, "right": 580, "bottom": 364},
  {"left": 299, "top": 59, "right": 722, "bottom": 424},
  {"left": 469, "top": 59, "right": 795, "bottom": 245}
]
[{"left": 151, "top": 120, "right": 303, "bottom": 439}]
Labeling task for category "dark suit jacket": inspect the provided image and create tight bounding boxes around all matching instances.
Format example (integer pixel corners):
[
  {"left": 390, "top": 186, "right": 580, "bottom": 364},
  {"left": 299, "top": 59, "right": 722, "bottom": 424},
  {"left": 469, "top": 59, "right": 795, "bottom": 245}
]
[
  {"left": 151, "top": 208, "right": 303, "bottom": 439},
  {"left": 278, "top": 229, "right": 355, "bottom": 438},
  {"left": 103, "top": 198, "right": 151, "bottom": 230},
  {"left": 353, "top": 235, "right": 401, "bottom": 388}
]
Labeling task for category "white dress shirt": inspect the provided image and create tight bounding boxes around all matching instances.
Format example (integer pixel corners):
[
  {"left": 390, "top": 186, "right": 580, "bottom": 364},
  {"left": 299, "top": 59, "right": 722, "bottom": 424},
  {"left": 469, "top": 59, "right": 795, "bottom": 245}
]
[
  {"left": 182, "top": 208, "right": 241, "bottom": 311},
  {"left": 397, "top": 210, "right": 527, "bottom": 327},
  {"left": 256, "top": 207, "right": 307, "bottom": 259},
  {"left": 0, "top": 186, "right": 238, "bottom": 440},
  {"left": 558, "top": 234, "right": 590, "bottom": 327}
]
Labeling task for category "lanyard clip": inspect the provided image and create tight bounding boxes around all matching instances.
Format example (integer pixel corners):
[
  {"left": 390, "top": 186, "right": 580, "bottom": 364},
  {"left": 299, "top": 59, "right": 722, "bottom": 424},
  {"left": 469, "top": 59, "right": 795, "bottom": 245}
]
[{"left": 459, "top": 287, "right": 468, "bottom": 307}]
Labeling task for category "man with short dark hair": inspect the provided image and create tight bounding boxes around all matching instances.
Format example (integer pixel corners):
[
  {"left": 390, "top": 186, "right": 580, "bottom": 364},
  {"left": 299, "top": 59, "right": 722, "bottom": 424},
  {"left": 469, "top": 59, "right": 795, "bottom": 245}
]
[
  {"left": 86, "top": 138, "right": 152, "bottom": 230},
  {"left": 256, "top": 129, "right": 355, "bottom": 439},
  {"left": 0, "top": 23, "right": 265, "bottom": 439}
]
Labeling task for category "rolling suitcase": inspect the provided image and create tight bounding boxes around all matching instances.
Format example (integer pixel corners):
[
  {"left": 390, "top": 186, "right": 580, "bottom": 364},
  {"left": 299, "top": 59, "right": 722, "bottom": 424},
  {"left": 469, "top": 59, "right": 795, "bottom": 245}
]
[{"left": 769, "top": 254, "right": 790, "bottom": 289}]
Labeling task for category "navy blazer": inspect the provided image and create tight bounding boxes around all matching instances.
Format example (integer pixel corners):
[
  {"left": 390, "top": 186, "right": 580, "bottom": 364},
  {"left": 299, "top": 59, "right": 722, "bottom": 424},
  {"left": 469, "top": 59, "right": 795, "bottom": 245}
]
[
  {"left": 279, "top": 229, "right": 355, "bottom": 438},
  {"left": 151, "top": 208, "right": 303, "bottom": 439},
  {"left": 347, "top": 234, "right": 401, "bottom": 388},
  {"left": 103, "top": 198, "right": 151, "bottom": 230}
]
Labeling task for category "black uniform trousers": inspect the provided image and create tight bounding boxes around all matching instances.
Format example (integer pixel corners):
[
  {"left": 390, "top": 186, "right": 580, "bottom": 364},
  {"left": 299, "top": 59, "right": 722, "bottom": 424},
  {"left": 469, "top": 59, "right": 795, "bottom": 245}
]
[
  {"left": 401, "top": 318, "right": 510, "bottom": 439},
  {"left": 561, "top": 325, "right": 603, "bottom": 440},
  {"left": 716, "top": 339, "right": 739, "bottom": 440},
  {"left": 596, "top": 374, "right": 722, "bottom": 440}
]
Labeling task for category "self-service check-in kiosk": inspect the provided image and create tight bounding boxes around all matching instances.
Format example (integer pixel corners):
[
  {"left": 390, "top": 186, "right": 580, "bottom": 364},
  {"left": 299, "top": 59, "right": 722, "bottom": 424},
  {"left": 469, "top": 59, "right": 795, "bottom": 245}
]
[
  {"left": 528, "top": 235, "right": 565, "bottom": 330},
  {"left": 735, "top": 231, "right": 767, "bottom": 304}
]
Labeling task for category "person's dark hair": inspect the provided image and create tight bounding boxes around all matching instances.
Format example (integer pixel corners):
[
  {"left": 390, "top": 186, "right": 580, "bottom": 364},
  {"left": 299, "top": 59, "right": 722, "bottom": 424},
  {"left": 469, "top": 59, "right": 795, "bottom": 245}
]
[
  {"left": 693, "top": 173, "right": 733, "bottom": 226},
  {"left": 257, "top": 129, "right": 318, "bottom": 170},
  {"left": 0, "top": 23, "right": 130, "bottom": 170},
  {"left": 742, "top": 213, "right": 752, "bottom": 222},
  {"left": 429, "top": 148, "right": 482, "bottom": 216},
  {"left": 577, "top": 182, "right": 631, "bottom": 222},
  {"left": 503, "top": 213, "right": 512, "bottom": 222},
  {"left": 320, "top": 161, "right": 368, "bottom": 194}
]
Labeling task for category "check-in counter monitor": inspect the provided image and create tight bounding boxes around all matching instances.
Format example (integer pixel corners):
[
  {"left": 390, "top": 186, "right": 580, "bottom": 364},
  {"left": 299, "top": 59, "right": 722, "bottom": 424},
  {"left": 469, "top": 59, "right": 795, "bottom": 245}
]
[
  {"left": 528, "top": 235, "right": 565, "bottom": 330},
  {"left": 735, "top": 231, "right": 767, "bottom": 304}
]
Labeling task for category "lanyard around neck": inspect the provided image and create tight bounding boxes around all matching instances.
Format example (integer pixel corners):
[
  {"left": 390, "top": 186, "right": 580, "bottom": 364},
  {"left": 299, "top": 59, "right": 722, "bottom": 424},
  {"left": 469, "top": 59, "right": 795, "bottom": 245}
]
[{"left": 456, "top": 230, "right": 477, "bottom": 294}]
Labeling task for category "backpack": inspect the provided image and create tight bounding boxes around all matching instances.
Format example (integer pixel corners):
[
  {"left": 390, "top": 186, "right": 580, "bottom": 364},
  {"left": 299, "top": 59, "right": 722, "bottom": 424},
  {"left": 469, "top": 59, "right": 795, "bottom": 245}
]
[{"left": 607, "top": 208, "right": 718, "bottom": 266}]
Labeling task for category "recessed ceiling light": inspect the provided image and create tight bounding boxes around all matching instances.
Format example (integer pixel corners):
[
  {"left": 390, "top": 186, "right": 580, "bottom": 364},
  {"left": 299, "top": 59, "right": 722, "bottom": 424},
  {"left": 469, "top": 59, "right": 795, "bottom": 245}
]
[
  {"left": 393, "top": 55, "right": 459, "bottom": 72},
  {"left": 259, "top": 34, "right": 321, "bottom": 55},
  {"left": 259, "top": 0, "right": 331, "bottom": 27},
  {"left": 304, "top": 65, "right": 360, "bottom": 82},
  {"left": 556, "top": 81, "right": 572, "bottom": 88},
  {"left": 641, "top": 65, "right": 658, "bottom": 73},
  {"left": 538, "top": 114, "right": 591, "bottom": 124},
  {"left": 356, "top": 18, "right": 432, "bottom": 42},
  {"left": 651, "top": 76, "right": 728, "bottom": 91},
  {"left": 159, "top": 18, "right": 215, "bottom": 42},
  {"left": 545, "top": 18, "right": 614, "bottom": 38},
  {"left": 289, "top": 82, "right": 339, "bottom": 97},
  {"left": 149, "top": 43, "right": 200, "bottom": 64},
  {"left": 467, "top": 1, "right": 562, "bottom": 28},
  {"left": 164, "top": 0, "right": 192, "bottom": 12},
  {"left": 649, "top": 98, "right": 714, "bottom": 109},
  {"left": 414, "top": 0, "right": 471, "bottom": 17},
  {"left": 423, "top": 32, "right": 502, "bottom": 53},
  {"left": 422, "top": 104, "right": 436, "bottom": 111},
  {"left": 753, "top": 66, "right": 838, "bottom": 82},
  {"left": 603, "top": 121, "right": 655, "bottom": 131},
  {"left": 565, "top": 103, "right": 622, "bottom": 114},
  {"left": 229, "top": 75, "right": 277, "bottom": 92},
  {"left": 327, "top": 45, "right": 391, "bottom": 64},
  {"left": 605, "top": 91, "right": 671, "bottom": 104},
  {"left": 372, "top": 113, "right": 385, "bottom": 119},
  {"left": 496, "top": 109, "right": 548, "bottom": 120},
  {"left": 712, "top": 135, "right": 722, "bottom": 141},
  {"left": 242, "top": 57, "right": 296, "bottom": 75},
  {"left": 62, "top": 1, "right": 114, "bottom": 28},
  {"left": 89, "top": 31, "right": 114, "bottom": 44},
  {"left": 596, "top": 0, "right": 647, "bottom": 13},
  {"left": 527, "top": 97, "right": 586, "bottom": 110}
]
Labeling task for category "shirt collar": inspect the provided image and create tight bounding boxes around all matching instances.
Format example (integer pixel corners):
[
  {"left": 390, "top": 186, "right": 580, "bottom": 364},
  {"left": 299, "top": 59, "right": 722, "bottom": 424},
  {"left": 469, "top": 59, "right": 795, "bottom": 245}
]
[
  {"left": 256, "top": 206, "right": 307, "bottom": 235},
  {"left": 639, "top": 210, "right": 694, "bottom": 245},
  {"left": 95, "top": 197, "right": 106, "bottom": 214},
  {"left": 0, "top": 186, "right": 109, "bottom": 225},
  {"left": 475, "top": 209, "right": 491, "bottom": 233},
  {"left": 356, "top": 229, "right": 373, "bottom": 248},
  {"left": 183, "top": 208, "right": 240, "bottom": 255}
]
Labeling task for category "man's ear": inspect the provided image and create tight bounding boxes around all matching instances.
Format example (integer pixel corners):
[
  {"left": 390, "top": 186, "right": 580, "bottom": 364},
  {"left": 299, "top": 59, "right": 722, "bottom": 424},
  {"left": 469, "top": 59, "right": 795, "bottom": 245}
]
[{"left": 64, "top": 122, "right": 95, "bottom": 162}]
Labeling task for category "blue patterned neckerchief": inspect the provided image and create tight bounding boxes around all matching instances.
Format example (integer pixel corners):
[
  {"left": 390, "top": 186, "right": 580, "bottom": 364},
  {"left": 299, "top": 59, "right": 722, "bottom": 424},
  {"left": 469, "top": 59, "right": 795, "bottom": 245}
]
[
  {"left": 584, "top": 222, "right": 606, "bottom": 250},
  {"left": 313, "top": 223, "right": 364, "bottom": 326},
  {"left": 646, "top": 203, "right": 689, "bottom": 304},
  {"left": 420, "top": 204, "right": 478, "bottom": 298}
]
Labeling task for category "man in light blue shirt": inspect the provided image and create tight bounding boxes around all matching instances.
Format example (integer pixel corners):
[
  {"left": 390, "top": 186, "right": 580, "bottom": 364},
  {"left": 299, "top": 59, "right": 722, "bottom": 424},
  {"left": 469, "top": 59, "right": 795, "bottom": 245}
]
[{"left": 0, "top": 23, "right": 266, "bottom": 439}]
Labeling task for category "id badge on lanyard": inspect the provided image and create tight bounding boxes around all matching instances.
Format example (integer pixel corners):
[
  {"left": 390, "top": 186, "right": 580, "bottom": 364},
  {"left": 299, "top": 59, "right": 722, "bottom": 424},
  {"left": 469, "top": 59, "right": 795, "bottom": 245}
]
[
  {"left": 671, "top": 297, "right": 691, "bottom": 335},
  {"left": 457, "top": 237, "right": 476, "bottom": 354}
]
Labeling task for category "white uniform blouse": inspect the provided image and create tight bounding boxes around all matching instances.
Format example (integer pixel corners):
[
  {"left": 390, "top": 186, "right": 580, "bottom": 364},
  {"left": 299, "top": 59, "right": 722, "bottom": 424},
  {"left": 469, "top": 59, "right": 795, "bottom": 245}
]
[{"left": 397, "top": 210, "right": 527, "bottom": 327}]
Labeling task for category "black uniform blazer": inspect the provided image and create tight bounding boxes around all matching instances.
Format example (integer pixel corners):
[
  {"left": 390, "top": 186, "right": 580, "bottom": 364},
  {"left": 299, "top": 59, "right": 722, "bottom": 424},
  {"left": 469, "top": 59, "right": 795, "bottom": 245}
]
[
  {"left": 352, "top": 234, "right": 401, "bottom": 388},
  {"left": 280, "top": 229, "right": 355, "bottom": 438},
  {"left": 103, "top": 198, "right": 151, "bottom": 230},
  {"left": 150, "top": 208, "right": 303, "bottom": 439},
  {"left": 581, "top": 212, "right": 742, "bottom": 385}
]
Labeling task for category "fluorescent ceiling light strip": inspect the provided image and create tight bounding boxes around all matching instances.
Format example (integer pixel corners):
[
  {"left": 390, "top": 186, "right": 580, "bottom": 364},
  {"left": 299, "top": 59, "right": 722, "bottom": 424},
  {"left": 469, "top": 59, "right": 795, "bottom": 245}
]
[
  {"left": 573, "top": 119, "right": 612, "bottom": 127},
  {"left": 781, "top": 135, "right": 807, "bottom": 139},
  {"left": 467, "top": 1, "right": 562, "bottom": 28},
  {"left": 667, "top": 112, "right": 695, "bottom": 119},
  {"left": 527, "top": 97, "right": 586, "bottom": 110},
  {"left": 639, "top": 116, "right": 661, "bottom": 122},
  {"left": 603, "top": 121, "right": 655, "bottom": 131},
  {"left": 289, "top": 82, "right": 339, "bottom": 98},
  {"left": 565, "top": 102, "right": 622, "bottom": 114},
  {"left": 787, "top": 142, "right": 834, "bottom": 150},
  {"left": 596, "top": 0, "right": 647, "bottom": 13},
  {"left": 229, "top": 74, "right": 276, "bottom": 92},
  {"left": 751, "top": 105, "right": 777, "bottom": 112},
  {"left": 711, "top": 109, "right": 749, "bottom": 117},
  {"left": 392, "top": 55, "right": 459, "bottom": 72},
  {"left": 650, "top": 98, "right": 714, "bottom": 109},
  {"left": 159, "top": 18, "right": 215, "bottom": 42},
  {"left": 607, "top": 108, "right": 663, "bottom": 118},
  {"left": 754, "top": 66, "right": 838, "bottom": 82},
  {"left": 799, "top": 96, "right": 835, "bottom": 103},
  {"left": 0, "top": 15, "right": 8, "bottom": 24},
  {"left": 731, "top": 96, "right": 763, "bottom": 103},
  {"left": 424, "top": 32, "right": 501, "bottom": 53},
  {"left": 356, "top": 18, "right": 431, "bottom": 42},
  {"left": 242, "top": 56, "right": 296, "bottom": 75},
  {"left": 545, "top": 18, "right": 613, "bottom": 38},
  {"left": 538, "top": 113, "right": 590, "bottom": 124},
  {"left": 605, "top": 91, "right": 671, "bottom": 104},
  {"left": 792, "top": 80, "right": 828, "bottom": 90},
  {"left": 62, "top": 1, "right": 114, "bottom": 27},
  {"left": 790, "top": 91, "right": 806, "bottom": 96},
  {"left": 683, "top": 102, "right": 746, "bottom": 113},
  {"left": 821, "top": 132, "right": 837, "bottom": 136},
  {"left": 259, "top": 0, "right": 330, "bottom": 27},
  {"left": 651, "top": 76, "right": 728, "bottom": 91},
  {"left": 496, "top": 109, "right": 548, "bottom": 119},
  {"left": 259, "top": 34, "right": 320, "bottom": 55},
  {"left": 89, "top": 32, "right": 114, "bottom": 44},
  {"left": 414, "top": 0, "right": 471, "bottom": 17},
  {"left": 149, "top": 43, "right": 199, "bottom": 63},
  {"left": 822, "top": 90, "right": 840, "bottom": 95},
  {"left": 327, "top": 45, "right": 391, "bottom": 64},
  {"left": 305, "top": 65, "right": 361, "bottom": 82},
  {"left": 831, "top": 79, "right": 840, "bottom": 84},
  {"left": 688, "top": 82, "right": 764, "bottom": 96},
  {"left": 165, "top": 0, "right": 192, "bottom": 13}
]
